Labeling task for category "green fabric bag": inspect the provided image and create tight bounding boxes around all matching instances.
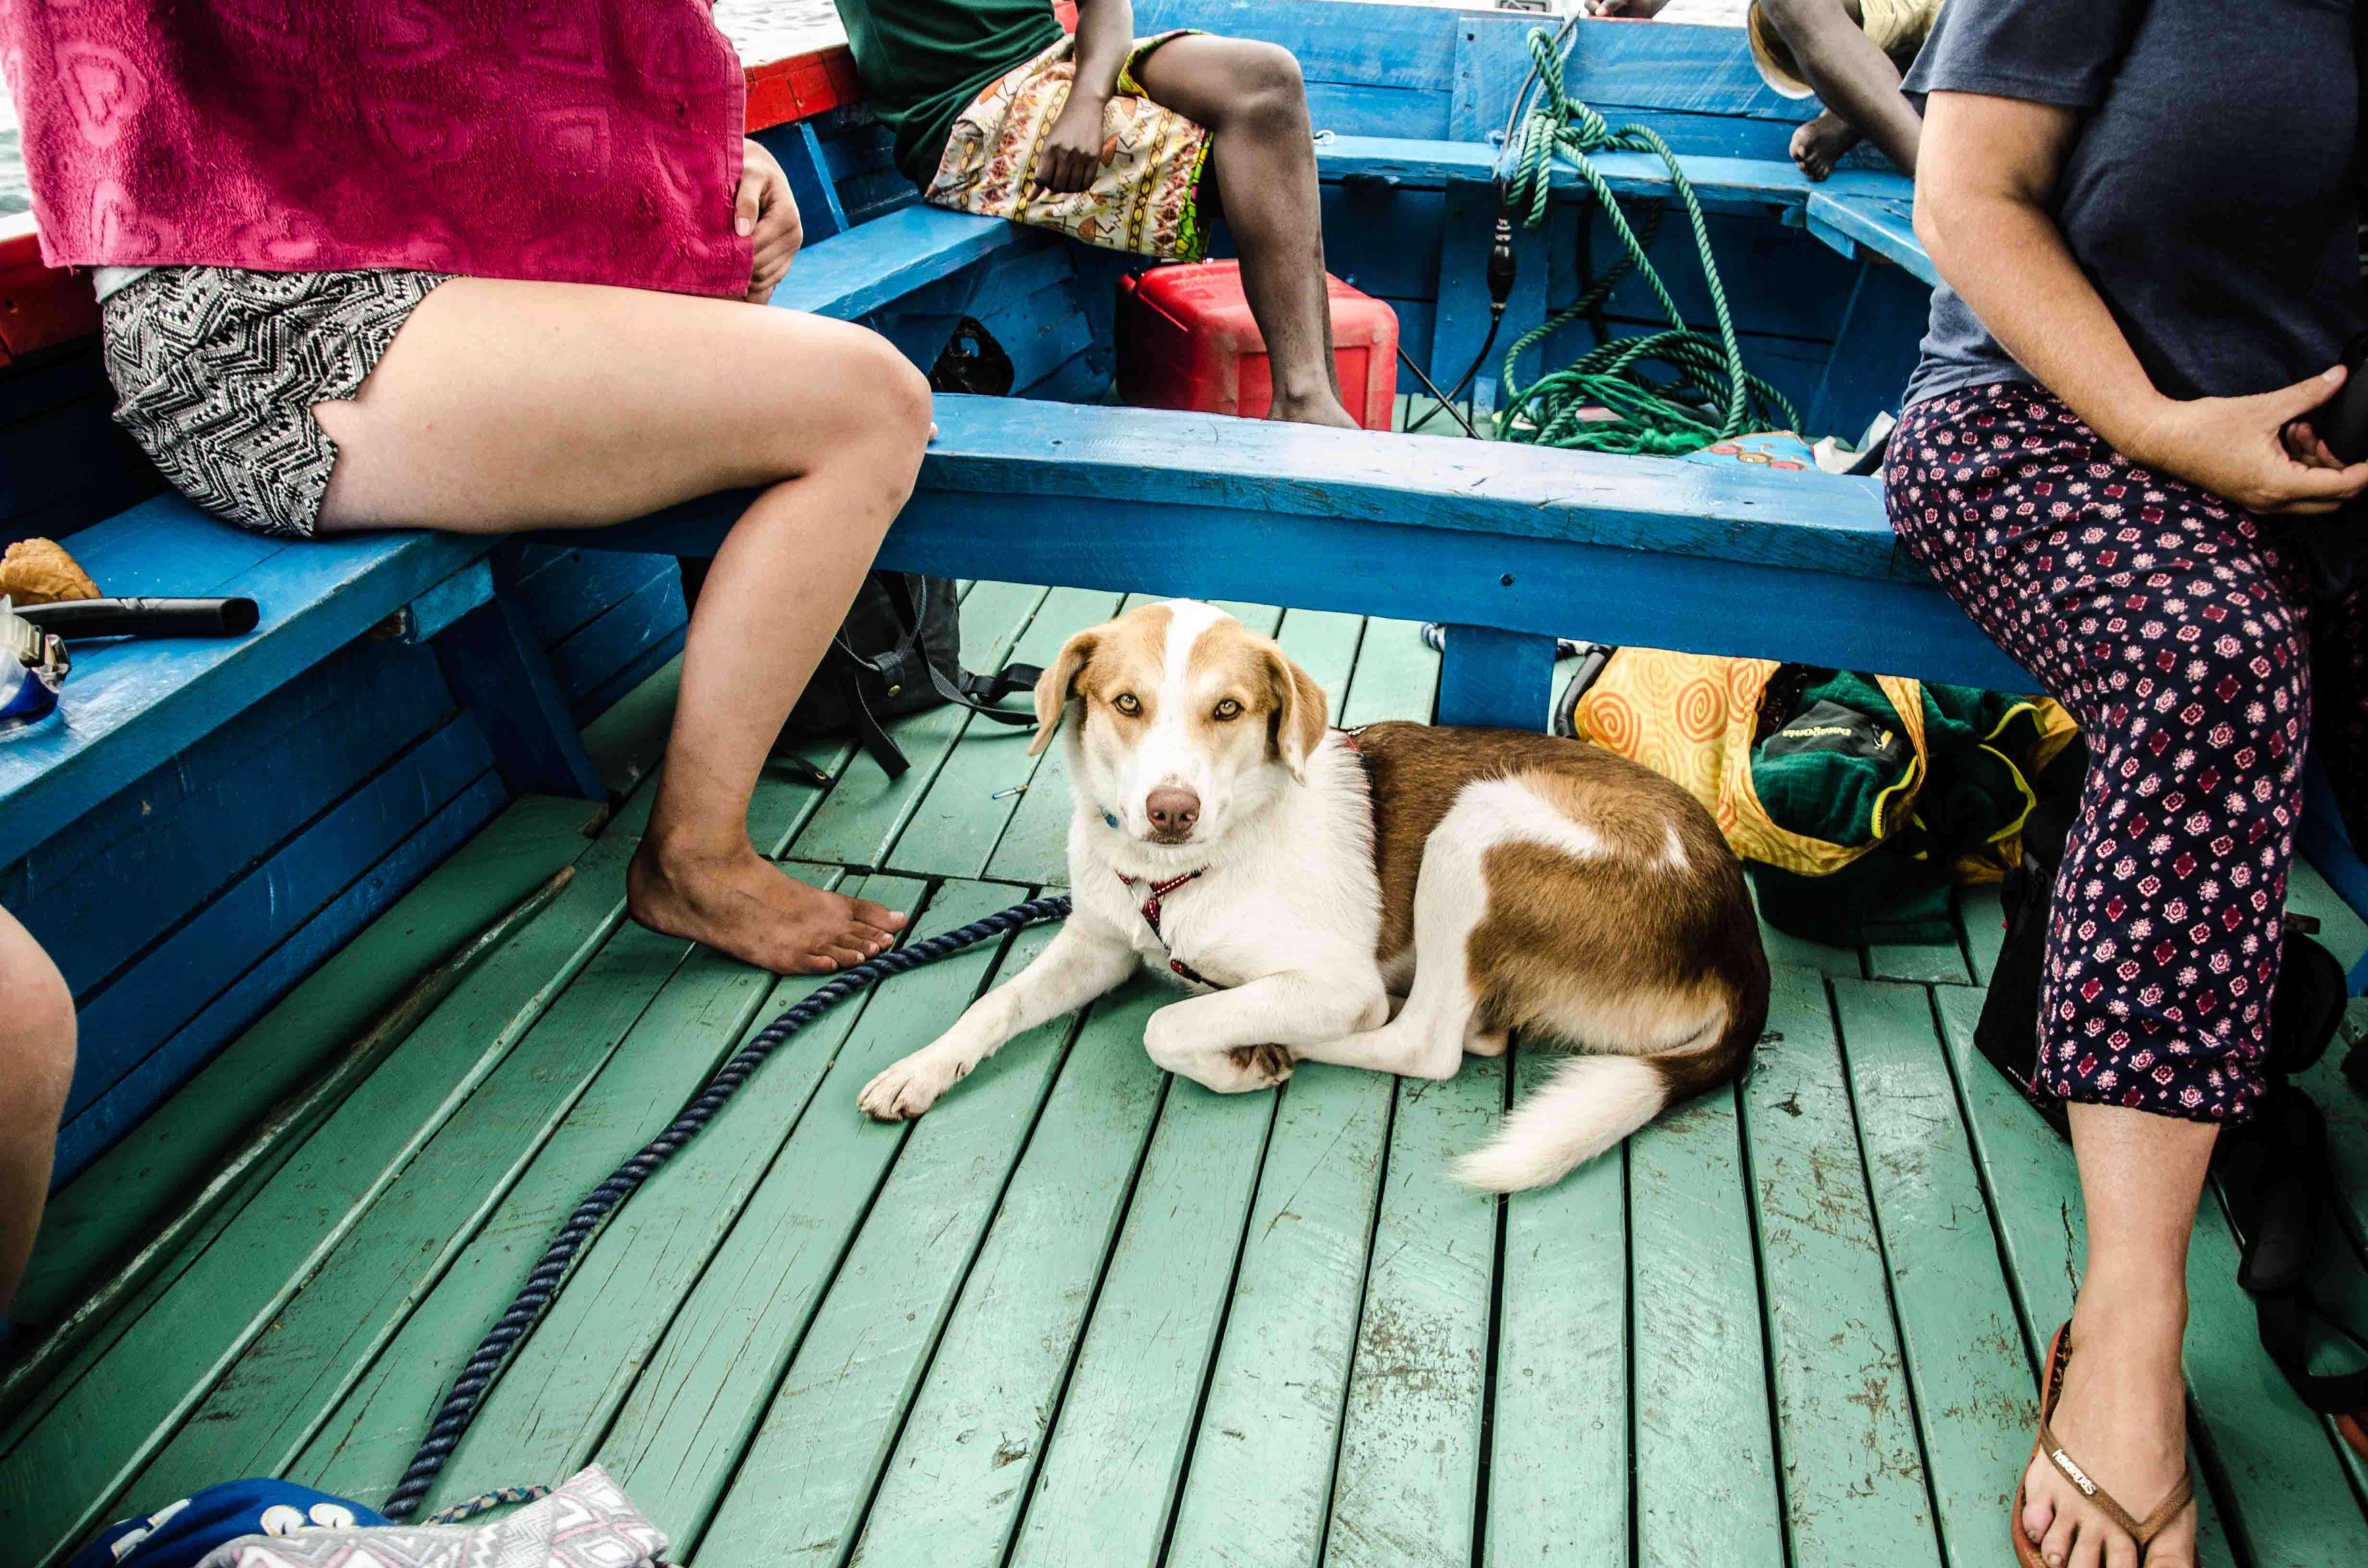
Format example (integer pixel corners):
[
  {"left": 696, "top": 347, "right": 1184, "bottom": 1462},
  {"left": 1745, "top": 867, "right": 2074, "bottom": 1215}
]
[{"left": 1745, "top": 671, "right": 2063, "bottom": 947}]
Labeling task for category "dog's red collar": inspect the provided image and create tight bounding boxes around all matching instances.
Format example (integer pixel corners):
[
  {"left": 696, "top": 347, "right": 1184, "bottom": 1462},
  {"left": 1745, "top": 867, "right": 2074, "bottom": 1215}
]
[{"left": 1116, "top": 869, "right": 1216, "bottom": 987}]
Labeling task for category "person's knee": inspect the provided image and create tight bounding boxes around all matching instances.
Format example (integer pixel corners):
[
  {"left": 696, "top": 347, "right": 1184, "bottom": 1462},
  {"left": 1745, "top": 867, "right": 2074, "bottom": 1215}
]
[
  {"left": 0, "top": 925, "right": 74, "bottom": 1125},
  {"left": 805, "top": 326, "right": 933, "bottom": 514},
  {"left": 1229, "top": 41, "right": 1309, "bottom": 130},
  {"left": 2111, "top": 612, "right": 2307, "bottom": 806},
  {"left": 784, "top": 322, "right": 932, "bottom": 457}
]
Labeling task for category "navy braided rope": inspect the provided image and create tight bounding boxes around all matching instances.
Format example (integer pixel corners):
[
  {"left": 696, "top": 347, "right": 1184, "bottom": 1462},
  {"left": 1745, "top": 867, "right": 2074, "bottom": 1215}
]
[{"left": 383, "top": 894, "right": 1073, "bottom": 1521}]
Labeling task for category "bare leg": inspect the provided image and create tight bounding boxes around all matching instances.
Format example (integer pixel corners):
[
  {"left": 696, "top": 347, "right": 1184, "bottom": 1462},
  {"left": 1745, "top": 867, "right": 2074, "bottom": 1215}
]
[
  {"left": 1132, "top": 37, "right": 1360, "bottom": 429},
  {"left": 0, "top": 907, "right": 74, "bottom": 1316},
  {"left": 315, "top": 279, "right": 933, "bottom": 974},
  {"left": 2020, "top": 1103, "right": 2206, "bottom": 1567},
  {"left": 1759, "top": 0, "right": 1922, "bottom": 179}
]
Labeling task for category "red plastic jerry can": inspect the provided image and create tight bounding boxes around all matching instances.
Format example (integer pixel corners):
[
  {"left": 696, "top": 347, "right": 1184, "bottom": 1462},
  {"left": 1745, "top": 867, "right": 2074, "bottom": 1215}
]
[{"left": 1116, "top": 261, "right": 1400, "bottom": 431}]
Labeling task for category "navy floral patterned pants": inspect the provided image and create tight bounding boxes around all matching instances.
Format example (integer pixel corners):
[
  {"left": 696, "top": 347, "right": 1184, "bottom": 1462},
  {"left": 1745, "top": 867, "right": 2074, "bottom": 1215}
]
[{"left": 1886, "top": 380, "right": 2368, "bottom": 1124}]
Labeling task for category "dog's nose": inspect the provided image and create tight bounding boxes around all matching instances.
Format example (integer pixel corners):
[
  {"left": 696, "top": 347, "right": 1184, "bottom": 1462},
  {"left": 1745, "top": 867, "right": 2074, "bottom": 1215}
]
[{"left": 1145, "top": 786, "right": 1201, "bottom": 835}]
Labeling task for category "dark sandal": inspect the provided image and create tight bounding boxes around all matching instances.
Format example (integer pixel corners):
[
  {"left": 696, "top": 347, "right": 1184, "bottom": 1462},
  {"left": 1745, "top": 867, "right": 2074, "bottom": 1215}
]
[{"left": 2014, "top": 1324, "right": 2195, "bottom": 1567}]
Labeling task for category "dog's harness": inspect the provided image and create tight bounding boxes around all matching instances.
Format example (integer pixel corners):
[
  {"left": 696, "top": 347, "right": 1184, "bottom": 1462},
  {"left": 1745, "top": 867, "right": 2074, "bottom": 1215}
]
[
  {"left": 1111, "top": 730, "right": 1374, "bottom": 992},
  {"left": 1116, "top": 868, "right": 1220, "bottom": 988}
]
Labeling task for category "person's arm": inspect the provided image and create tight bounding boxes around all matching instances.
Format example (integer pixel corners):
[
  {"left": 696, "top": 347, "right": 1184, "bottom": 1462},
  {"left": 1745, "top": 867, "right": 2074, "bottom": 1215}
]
[
  {"left": 1916, "top": 89, "right": 2368, "bottom": 515},
  {"left": 1760, "top": 0, "right": 1920, "bottom": 173},
  {"left": 1034, "top": 0, "right": 1135, "bottom": 195}
]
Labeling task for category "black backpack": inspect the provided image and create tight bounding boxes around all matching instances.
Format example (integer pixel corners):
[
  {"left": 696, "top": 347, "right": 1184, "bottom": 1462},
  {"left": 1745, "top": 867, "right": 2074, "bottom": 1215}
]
[{"left": 781, "top": 573, "right": 1040, "bottom": 777}]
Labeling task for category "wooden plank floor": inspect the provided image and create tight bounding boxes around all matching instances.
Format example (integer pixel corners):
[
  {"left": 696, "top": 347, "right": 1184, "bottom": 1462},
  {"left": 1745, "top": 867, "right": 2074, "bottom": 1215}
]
[{"left": 10, "top": 587, "right": 2368, "bottom": 1567}]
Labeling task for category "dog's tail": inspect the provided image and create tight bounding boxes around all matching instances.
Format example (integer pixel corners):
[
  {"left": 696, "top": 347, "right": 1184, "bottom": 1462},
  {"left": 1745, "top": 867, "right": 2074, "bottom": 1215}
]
[{"left": 1449, "top": 977, "right": 1767, "bottom": 1194}]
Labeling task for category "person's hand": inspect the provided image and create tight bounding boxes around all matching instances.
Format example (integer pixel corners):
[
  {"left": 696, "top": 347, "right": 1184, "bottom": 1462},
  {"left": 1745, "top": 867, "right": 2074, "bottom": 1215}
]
[
  {"left": 2282, "top": 413, "right": 2348, "bottom": 471},
  {"left": 2123, "top": 366, "right": 2368, "bottom": 515},
  {"left": 1031, "top": 95, "right": 1108, "bottom": 196},
  {"left": 737, "top": 137, "right": 802, "bottom": 305}
]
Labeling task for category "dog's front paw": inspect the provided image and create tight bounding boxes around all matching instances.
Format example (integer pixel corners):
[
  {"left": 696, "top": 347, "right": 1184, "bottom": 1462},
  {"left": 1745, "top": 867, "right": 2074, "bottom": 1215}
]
[
  {"left": 1221, "top": 1042, "right": 1295, "bottom": 1090},
  {"left": 859, "top": 1050, "right": 963, "bottom": 1121}
]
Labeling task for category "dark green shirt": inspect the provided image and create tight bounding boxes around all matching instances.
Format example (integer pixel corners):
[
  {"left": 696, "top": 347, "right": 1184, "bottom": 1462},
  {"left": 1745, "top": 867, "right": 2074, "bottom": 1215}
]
[{"left": 832, "top": 0, "right": 1069, "bottom": 186}]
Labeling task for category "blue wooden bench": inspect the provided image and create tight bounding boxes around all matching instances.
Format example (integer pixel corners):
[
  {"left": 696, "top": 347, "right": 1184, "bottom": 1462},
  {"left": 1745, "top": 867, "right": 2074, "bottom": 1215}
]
[
  {"left": 566, "top": 392, "right": 2033, "bottom": 720},
  {"left": 0, "top": 508, "right": 501, "bottom": 873},
  {"left": 1317, "top": 135, "right": 1915, "bottom": 239},
  {"left": 1313, "top": 133, "right": 1930, "bottom": 440}
]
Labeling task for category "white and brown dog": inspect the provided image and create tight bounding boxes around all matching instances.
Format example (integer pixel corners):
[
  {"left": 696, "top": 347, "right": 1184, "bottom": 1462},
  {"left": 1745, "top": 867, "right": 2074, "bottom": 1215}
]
[{"left": 857, "top": 600, "right": 1769, "bottom": 1190}]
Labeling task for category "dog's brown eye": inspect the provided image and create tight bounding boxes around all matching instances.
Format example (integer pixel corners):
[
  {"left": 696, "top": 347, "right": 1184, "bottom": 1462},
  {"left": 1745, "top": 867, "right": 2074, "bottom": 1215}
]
[
  {"left": 1113, "top": 693, "right": 1141, "bottom": 716},
  {"left": 1213, "top": 698, "right": 1243, "bottom": 720}
]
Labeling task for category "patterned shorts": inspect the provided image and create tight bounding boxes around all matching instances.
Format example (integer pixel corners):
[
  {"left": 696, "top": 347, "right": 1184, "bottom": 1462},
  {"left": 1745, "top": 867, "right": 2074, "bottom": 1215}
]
[
  {"left": 924, "top": 32, "right": 1212, "bottom": 262},
  {"left": 100, "top": 267, "right": 451, "bottom": 539}
]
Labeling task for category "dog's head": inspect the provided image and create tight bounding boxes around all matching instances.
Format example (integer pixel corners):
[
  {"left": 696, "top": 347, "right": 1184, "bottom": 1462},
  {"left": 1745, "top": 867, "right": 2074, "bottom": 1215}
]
[{"left": 1031, "top": 600, "right": 1328, "bottom": 849}]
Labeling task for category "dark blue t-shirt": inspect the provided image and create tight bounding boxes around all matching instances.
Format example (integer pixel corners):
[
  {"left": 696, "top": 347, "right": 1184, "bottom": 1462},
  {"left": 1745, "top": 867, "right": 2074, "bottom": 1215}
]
[{"left": 1902, "top": 0, "right": 2362, "bottom": 409}]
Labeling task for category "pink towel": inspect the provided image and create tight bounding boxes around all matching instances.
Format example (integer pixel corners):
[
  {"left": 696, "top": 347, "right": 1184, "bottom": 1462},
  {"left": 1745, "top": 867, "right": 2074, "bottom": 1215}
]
[{"left": 0, "top": 1, "right": 753, "bottom": 298}]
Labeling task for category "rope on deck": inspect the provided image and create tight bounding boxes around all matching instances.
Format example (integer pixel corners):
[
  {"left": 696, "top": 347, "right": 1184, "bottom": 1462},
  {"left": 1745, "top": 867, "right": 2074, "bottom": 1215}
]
[
  {"left": 383, "top": 892, "right": 1075, "bottom": 1521},
  {"left": 1495, "top": 27, "right": 1798, "bottom": 455}
]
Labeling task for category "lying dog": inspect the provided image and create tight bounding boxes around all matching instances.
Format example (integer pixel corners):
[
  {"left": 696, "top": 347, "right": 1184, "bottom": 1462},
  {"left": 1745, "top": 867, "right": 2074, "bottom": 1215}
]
[{"left": 858, "top": 600, "right": 1769, "bottom": 1190}]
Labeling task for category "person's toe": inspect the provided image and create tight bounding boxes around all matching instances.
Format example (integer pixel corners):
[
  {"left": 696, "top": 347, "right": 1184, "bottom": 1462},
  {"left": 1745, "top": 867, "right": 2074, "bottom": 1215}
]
[
  {"left": 2146, "top": 1509, "right": 2199, "bottom": 1568},
  {"left": 2068, "top": 1527, "right": 2104, "bottom": 1568},
  {"left": 2023, "top": 1484, "right": 2056, "bottom": 1546},
  {"left": 2040, "top": 1508, "right": 2077, "bottom": 1567},
  {"left": 2102, "top": 1532, "right": 2139, "bottom": 1568},
  {"left": 851, "top": 897, "right": 906, "bottom": 932}
]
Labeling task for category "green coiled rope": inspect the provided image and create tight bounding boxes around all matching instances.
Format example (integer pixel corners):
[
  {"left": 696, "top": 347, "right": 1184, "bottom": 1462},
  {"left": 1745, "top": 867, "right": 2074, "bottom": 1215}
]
[{"left": 1492, "top": 28, "right": 1797, "bottom": 455}]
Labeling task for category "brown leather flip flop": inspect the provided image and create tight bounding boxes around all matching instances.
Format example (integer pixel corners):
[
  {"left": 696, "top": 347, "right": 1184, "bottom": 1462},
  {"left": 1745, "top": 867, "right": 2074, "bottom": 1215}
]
[{"left": 2014, "top": 1324, "right": 2196, "bottom": 1567}]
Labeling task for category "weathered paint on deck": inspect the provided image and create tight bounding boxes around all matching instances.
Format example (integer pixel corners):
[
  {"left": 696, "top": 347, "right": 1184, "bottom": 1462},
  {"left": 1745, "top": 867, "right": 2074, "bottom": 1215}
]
[{"left": 7, "top": 596, "right": 2367, "bottom": 1567}]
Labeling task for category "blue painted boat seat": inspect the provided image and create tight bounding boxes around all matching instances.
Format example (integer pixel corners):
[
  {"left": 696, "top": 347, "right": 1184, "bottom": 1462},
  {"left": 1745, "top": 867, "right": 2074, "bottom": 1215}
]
[
  {"left": 569, "top": 394, "right": 2035, "bottom": 695},
  {"left": 1314, "top": 135, "right": 1931, "bottom": 282},
  {"left": 0, "top": 498, "right": 493, "bottom": 872},
  {"left": 772, "top": 201, "right": 1052, "bottom": 322}
]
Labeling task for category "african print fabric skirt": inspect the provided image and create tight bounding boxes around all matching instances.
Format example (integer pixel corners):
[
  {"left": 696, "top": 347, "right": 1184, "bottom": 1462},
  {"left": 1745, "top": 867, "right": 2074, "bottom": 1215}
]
[{"left": 924, "top": 33, "right": 1212, "bottom": 262}]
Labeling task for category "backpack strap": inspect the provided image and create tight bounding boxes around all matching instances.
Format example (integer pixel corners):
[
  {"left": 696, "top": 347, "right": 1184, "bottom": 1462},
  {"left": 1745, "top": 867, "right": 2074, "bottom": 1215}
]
[
  {"left": 880, "top": 577, "right": 1037, "bottom": 728},
  {"left": 846, "top": 680, "right": 912, "bottom": 780},
  {"left": 928, "top": 660, "right": 1042, "bottom": 725}
]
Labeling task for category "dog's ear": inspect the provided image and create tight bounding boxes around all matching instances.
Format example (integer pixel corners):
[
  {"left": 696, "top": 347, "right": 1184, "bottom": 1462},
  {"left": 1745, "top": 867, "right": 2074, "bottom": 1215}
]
[
  {"left": 1030, "top": 630, "right": 1098, "bottom": 757},
  {"left": 1260, "top": 642, "right": 1330, "bottom": 782}
]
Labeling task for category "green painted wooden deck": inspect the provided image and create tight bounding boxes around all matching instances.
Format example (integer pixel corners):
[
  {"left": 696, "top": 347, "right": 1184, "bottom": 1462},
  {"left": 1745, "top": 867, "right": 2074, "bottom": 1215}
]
[{"left": 9, "top": 583, "right": 2368, "bottom": 1567}]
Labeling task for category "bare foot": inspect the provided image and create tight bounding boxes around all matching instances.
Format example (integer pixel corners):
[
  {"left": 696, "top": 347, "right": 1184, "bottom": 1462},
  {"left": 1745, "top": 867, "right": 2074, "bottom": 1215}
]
[
  {"left": 2022, "top": 1298, "right": 2198, "bottom": 1567},
  {"left": 1586, "top": 0, "right": 1671, "bottom": 16},
  {"left": 1266, "top": 392, "right": 1365, "bottom": 429},
  {"left": 628, "top": 840, "right": 904, "bottom": 974},
  {"left": 1790, "top": 110, "right": 1862, "bottom": 183}
]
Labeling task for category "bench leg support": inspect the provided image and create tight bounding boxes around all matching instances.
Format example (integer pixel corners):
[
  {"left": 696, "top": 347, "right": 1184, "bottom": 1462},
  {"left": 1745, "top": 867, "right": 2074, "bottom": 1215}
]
[
  {"left": 435, "top": 591, "right": 605, "bottom": 802},
  {"left": 1804, "top": 259, "right": 1929, "bottom": 444},
  {"left": 1434, "top": 625, "right": 1557, "bottom": 731}
]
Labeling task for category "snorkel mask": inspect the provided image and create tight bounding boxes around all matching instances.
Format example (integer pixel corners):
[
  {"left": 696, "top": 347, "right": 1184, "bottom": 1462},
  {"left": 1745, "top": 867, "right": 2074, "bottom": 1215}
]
[{"left": 0, "top": 599, "right": 69, "bottom": 736}]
